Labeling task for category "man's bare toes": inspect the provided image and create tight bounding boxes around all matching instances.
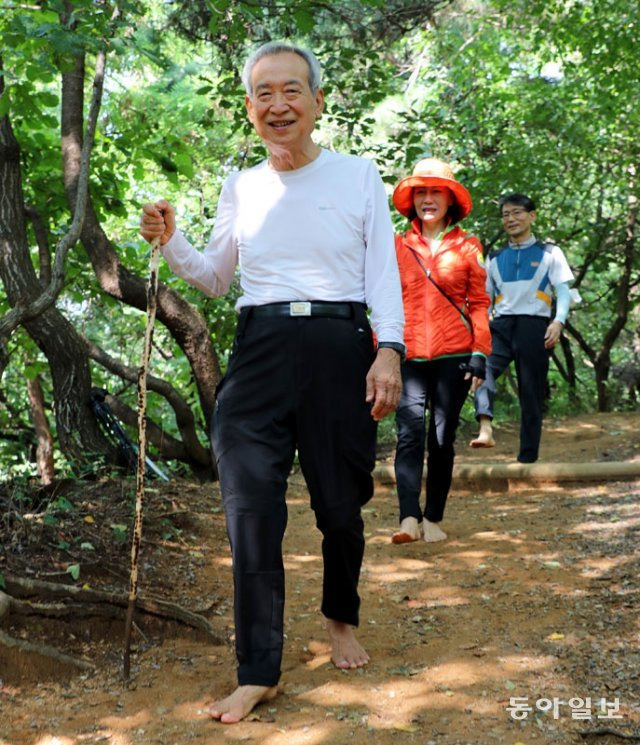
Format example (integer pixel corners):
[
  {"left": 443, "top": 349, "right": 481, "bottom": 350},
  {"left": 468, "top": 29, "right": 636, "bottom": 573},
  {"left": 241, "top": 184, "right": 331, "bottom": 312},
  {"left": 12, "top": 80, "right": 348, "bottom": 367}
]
[
  {"left": 326, "top": 619, "right": 370, "bottom": 669},
  {"left": 207, "top": 685, "right": 277, "bottom": 724}
]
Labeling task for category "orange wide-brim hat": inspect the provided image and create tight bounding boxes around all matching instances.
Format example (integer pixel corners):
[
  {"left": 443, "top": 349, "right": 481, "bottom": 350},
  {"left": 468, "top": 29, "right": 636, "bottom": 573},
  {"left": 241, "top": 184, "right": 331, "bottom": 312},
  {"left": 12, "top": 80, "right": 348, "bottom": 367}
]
[{"left": 392, "top": 158, "right": 473, "bottom": 221}]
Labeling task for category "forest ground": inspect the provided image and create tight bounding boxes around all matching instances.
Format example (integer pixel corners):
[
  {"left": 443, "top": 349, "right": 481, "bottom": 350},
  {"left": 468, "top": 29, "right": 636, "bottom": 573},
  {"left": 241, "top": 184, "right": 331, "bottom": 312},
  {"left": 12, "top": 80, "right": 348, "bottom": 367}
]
[{"left": 1, "top": 411, "right": 639, "bottom": 745}]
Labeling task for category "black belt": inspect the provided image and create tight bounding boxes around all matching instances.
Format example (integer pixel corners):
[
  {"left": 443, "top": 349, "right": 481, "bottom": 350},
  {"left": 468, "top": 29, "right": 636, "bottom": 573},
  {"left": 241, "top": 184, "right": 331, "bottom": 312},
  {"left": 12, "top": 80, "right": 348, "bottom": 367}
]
[{"left": 246, "top": 301, "right": 359, "bottom": 319}]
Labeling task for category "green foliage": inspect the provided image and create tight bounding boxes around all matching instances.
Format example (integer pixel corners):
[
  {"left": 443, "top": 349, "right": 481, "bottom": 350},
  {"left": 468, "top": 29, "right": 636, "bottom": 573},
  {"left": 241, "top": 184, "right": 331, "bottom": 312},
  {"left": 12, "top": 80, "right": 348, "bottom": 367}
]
[
  {"left": 110, "top": 523, "right": 128, "bottom": 543},
  {"left": 1, "top": 0, "right": 638, "bottom": 481}
]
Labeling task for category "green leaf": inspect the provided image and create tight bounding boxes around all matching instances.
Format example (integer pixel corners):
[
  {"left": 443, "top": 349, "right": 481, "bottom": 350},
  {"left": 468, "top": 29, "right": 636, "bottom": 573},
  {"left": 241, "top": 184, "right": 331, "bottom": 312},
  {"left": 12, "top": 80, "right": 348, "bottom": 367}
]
[
  {"left": 174, "top": 152, "right": 194, "bottom": 178},
  {"left": 67, "top": 563, "right": 81, "bottom": 580},
  {"left": 24, "top": 361, "right": 48, "bottom": 381},
  {"left": 53, "top": 496, "right": 74, "bottom": 512},
  {"left": 293, "top": 9, "right": 315, "bottom": 33},
  {"left": 38, "top": 91, "right": 59, "bottom": 108},
  {"left": 111, "top": 524, "right": 128, "bottom": 543},
  {"left": 25, "top": 65, "right": 41, "bottom": 82}
]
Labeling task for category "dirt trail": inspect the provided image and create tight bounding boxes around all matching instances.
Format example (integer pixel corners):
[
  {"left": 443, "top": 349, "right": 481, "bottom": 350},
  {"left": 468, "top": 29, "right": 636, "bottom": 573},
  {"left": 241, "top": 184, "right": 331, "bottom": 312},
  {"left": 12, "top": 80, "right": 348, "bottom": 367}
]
[{"left": 1, "top": 412, "right": 640, "bottom": 745}]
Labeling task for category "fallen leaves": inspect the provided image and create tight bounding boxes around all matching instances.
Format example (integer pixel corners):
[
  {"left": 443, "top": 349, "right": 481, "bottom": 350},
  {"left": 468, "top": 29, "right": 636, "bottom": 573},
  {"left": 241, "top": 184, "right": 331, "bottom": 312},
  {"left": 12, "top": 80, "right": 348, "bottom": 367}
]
[
  {"left": 391, "top": 722, "right": 419, "bottom": 732},
  {"left": 545, "top": 632, "right": 566, "bottom": 642}
]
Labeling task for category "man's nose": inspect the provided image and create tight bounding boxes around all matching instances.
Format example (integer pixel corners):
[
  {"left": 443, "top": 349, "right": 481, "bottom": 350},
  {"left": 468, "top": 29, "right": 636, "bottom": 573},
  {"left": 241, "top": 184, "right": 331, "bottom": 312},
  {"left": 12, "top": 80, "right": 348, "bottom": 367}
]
[{"left": 269, "top": 92, "right": 290, "bottom": 110}]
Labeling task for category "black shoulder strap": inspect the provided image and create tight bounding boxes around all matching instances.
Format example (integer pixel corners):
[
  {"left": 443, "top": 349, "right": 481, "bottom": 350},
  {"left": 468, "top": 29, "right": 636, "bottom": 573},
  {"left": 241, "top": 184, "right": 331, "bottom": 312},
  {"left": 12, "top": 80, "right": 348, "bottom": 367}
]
[{"left": 406, "top": 246, "right": 471, "bottom": 325}]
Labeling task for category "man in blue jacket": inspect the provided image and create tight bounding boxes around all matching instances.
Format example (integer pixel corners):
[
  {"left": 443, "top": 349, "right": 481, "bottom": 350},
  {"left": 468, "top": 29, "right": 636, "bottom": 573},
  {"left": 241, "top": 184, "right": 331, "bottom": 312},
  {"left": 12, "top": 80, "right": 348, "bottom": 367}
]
[{"left": 470, "top": 194, "right": 574, "bottom": 462}]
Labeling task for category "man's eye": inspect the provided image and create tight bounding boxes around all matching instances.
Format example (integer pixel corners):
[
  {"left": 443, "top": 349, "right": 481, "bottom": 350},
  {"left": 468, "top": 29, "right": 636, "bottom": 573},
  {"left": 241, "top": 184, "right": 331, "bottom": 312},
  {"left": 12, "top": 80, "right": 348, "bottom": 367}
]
[{"left": 258, "top": 92, "right": 272, "bottom": 101}]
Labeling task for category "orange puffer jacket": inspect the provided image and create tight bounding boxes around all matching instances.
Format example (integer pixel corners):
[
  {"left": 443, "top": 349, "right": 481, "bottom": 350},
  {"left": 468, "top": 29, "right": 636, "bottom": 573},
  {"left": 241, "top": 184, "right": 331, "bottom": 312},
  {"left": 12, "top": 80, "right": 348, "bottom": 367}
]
[{"left": 396, "top": 220, "right": 492, "bottom": 361}]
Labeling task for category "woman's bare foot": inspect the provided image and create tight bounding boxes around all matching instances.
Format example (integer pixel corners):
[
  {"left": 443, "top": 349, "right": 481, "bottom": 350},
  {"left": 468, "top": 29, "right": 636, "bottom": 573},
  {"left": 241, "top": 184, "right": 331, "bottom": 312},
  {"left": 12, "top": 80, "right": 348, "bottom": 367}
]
[
  {"left": 470, "top": 416, "right": 495, "bottom": 448},
  {"left": 207, "top": 685, "right": 277, "bottom": 724},
  {"left": 392, "top": 516, "right": 421, "bottom": 544},
  {"left": 326, "top": 619, "right": 370, "bottom": 669},
  {"left": 423, "top": 520, "right": 447, "bottom": 543}
]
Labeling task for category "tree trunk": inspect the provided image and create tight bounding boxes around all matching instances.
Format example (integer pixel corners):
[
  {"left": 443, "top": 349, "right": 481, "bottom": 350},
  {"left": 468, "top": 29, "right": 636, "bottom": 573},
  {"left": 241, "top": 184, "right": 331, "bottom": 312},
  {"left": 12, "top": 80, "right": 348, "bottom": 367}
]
[
  {"left": 592, "top": 171, "right": 638, "bottom": 412},
  {"left": 0, "top": 82, "right": 113, "bottom": 463},
  {"left": 551, "top": 335, "right": 579, "bottom": 406},
  {"left": 26, "top": 375, "right": 55, "bottom": 485},
  {"left": 60, "top": 52, "right": 221, "bottom": 429}
]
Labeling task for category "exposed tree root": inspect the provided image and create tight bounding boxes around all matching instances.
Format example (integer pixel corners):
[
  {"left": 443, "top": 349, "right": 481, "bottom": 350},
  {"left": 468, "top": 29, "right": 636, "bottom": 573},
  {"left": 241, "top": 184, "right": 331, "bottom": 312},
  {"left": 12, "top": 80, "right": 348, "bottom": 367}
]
[
  {"left": 579, "top": 729, "right": 640, "bottom": 741},
  {"left": 2, "top": 574, "right": 222, "bottom": 640},
  {"left": 0, "top": 589, "right": 94, "bottom": 672}
]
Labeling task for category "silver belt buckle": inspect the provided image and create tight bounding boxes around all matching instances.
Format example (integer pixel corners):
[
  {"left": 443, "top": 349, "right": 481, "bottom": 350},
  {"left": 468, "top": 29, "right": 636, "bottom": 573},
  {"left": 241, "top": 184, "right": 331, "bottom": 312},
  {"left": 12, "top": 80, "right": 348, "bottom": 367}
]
[{"left": 289, "top": 301, "right": 311, "bottom": 316}]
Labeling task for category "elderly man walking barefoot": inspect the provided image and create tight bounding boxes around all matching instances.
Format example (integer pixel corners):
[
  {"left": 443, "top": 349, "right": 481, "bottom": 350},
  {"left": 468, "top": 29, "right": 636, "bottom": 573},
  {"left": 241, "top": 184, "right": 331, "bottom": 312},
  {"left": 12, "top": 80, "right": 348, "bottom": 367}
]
[{"left": 140, "top": 41, "right": 404, "bottom": 724}]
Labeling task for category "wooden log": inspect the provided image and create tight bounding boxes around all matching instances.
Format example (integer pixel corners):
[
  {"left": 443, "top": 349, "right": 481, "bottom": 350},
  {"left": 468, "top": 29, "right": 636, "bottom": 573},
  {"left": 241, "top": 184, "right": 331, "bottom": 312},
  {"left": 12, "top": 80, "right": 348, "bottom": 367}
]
[{"left": 374, "top": 460, "right": 640, "bottom": 487}]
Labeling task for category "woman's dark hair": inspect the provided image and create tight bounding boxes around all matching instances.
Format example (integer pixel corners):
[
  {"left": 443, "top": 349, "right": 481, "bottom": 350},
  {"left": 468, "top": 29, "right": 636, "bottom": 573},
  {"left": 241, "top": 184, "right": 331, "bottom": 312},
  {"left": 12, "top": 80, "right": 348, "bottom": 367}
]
[{"left": 498, "top": 193, "right": 536, "bottom": 213}]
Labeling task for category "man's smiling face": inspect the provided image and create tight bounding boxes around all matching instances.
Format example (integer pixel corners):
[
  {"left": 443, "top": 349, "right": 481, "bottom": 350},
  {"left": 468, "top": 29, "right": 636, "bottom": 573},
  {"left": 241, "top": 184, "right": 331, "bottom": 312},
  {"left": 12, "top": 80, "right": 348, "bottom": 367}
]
[
  {"left": 501, "top": 202, "right": 536, "bottom": 242},
  {"left": 245, "top": 52, "right": 324, "bottom": 153}
]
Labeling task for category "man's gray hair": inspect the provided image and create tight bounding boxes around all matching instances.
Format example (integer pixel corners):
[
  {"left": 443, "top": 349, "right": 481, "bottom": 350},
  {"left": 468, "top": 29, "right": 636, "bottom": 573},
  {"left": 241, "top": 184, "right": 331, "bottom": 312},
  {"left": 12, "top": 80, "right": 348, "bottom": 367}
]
[{"left": 241, "top": 41, "right": 322, "bottom": 95}]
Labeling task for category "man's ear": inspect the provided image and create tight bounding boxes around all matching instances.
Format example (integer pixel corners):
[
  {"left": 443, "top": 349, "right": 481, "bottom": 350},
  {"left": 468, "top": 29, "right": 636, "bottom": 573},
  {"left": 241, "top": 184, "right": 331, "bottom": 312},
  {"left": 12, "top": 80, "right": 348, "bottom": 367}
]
[
  {"left": 314, "top": 88, "right": 325, "bottom": 118},
  {"left": 530, "top": 210, "right": 537, "bottom": 223},
  {"left": 245, "top": 94, "right": 255, "bottom": 124}
]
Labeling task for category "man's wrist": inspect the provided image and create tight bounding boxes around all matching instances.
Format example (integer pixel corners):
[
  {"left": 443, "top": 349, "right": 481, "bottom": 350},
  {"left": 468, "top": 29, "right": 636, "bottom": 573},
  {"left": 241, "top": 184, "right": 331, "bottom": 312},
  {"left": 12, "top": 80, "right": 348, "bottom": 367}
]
[{"left": 377, "top": 341, "right": 406, "bottom": 360}]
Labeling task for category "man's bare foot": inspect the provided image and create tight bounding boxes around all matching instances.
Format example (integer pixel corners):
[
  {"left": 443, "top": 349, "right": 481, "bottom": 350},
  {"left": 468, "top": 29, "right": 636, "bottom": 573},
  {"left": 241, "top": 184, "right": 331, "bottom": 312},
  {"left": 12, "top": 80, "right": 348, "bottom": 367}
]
[
  {"left": 207, "top": 685, "right": 277, "bottom": 724},
  {"left": 470, "top": 417, "right": 495, "bottom": 448},
  {"left": 423, "top": 520, "right": 447, "bottom": 543},
  {"left": 392, "top": 516, "right": 421, "bottom": 544},
  {"left": 326, "top": 619, "right": 370, "bottom": 669}
]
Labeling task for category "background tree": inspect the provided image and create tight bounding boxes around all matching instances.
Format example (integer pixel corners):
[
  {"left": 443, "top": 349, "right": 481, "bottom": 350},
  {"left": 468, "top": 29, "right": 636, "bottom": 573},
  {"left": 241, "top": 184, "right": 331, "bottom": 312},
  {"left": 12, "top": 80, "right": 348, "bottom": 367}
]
[{"left": 0, "top": 0, "right": 637, "bottom": 484}]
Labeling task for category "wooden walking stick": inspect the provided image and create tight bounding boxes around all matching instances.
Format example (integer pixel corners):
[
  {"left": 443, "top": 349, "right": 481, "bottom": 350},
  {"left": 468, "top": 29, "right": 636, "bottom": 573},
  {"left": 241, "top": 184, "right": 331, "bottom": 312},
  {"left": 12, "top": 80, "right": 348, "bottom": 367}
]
[{"left": 123, "top": 236, "right": 161, "bottom": 679}]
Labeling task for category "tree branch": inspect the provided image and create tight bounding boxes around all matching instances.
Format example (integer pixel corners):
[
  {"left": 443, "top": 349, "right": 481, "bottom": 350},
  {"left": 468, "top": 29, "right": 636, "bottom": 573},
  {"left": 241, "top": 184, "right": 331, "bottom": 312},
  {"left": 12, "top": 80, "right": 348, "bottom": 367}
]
[
  {"left": 82, "top": 334, "right": 211, "bottom": 467},
  {"left": 24, "top": 205, "right": 52, "bottom": 286},
  {"left": 0, "top": 50, "right": 106, "bottom": 338}
]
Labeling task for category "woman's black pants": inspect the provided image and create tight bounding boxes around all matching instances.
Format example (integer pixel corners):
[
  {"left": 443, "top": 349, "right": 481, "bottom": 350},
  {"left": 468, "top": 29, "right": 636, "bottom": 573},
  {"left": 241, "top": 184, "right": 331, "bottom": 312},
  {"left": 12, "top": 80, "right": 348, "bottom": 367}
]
[
  {"left": 211, "top": 304, "right": 377, "bottom": 687},
  {"left": 394, "top": 357, "right": 471, "bottom": 524}
]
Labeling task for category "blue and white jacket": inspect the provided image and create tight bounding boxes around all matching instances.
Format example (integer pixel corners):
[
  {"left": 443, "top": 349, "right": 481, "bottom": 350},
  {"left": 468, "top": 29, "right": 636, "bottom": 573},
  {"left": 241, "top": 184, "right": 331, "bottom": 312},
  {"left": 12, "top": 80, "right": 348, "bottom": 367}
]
[{"left": 486, "top": 235, "right": 574, "bottom": 321}]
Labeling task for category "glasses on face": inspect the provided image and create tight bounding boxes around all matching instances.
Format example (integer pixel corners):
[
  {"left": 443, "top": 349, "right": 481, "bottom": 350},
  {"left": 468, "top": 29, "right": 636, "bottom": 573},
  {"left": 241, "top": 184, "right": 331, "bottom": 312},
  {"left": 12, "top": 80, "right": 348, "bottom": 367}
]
[{"left": 501, "top": 209, "right": 529, "bottom": 220}]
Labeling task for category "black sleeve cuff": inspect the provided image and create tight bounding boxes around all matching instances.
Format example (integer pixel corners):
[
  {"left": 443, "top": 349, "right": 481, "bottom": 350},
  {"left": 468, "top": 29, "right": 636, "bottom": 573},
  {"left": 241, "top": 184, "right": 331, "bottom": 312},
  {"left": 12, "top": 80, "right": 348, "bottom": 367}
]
[{"left": 377, "top": 341, "right": 406, "bottom": 360}]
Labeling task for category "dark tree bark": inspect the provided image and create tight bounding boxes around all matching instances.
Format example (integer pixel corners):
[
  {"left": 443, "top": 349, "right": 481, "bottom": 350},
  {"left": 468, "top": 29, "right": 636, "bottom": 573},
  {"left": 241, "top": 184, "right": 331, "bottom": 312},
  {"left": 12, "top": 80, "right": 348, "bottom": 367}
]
[
  {"left": 83, "top": 337, "right": 211, "bottom": 470},
  {"left": 0, "top": 73, "right": 113, "bottom": 461},
  {"left": 590, "top": 186, "right": 638, "bottom": 410},
  {"left": 565, "top": 175, "right": 638, "bottom": 412},
  {"left": 60, "top": 51, "right": 221, "bottom": 429},
  {"left": 26, "top": 374, "right": 55, "bottom": 485},
  {"left": 24, "top": 205, "right": 52, "bottom": 286},
  {"left": 551, "top": 335, "right": 579, "bottom": 406}
]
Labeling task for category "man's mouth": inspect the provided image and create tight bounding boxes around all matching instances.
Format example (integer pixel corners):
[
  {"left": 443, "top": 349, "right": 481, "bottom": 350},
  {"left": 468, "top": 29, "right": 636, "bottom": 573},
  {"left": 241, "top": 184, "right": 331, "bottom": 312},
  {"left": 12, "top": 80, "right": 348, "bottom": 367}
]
[{"left": 270, "top": 120, "right": 294, "bottom": 129}]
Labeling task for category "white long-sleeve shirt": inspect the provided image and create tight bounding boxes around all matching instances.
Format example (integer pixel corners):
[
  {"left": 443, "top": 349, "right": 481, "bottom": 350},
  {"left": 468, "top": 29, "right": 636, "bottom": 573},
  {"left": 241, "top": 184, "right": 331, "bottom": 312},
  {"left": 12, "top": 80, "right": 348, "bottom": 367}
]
[
  {"left": 486, "top": 234, "right": 574, "bottom": 320},
  {"left": 161, "top": 148, "right": 404, "bottom": 345}
]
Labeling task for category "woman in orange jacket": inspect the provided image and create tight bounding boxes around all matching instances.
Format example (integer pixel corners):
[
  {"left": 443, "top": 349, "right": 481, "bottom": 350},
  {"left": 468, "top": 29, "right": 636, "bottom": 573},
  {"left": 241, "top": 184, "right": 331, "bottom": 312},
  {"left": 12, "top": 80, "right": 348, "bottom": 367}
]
[{"left": 391, "top": 159, "right": 491, "bottom": 544}]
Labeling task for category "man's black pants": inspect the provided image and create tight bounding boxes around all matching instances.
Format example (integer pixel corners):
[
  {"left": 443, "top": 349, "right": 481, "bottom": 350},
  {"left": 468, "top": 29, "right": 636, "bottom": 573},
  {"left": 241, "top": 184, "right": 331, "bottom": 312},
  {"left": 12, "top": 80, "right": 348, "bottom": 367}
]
[
  {"left": 211, "top": 304, "right": 377, "bottom": 687},
  {"left": 474, "top": 315, "right": 549, "bottom": 463},
  {"left": 394, "top": 357, "right": 471, "bottom": 524}
]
